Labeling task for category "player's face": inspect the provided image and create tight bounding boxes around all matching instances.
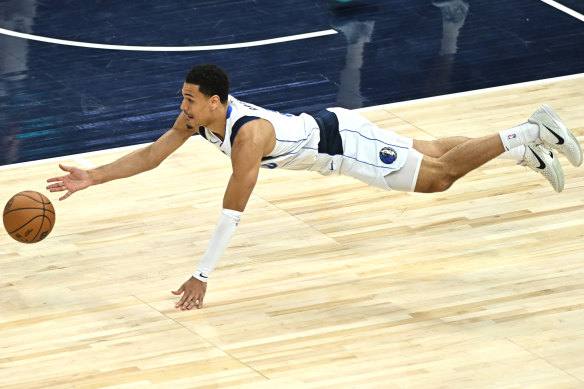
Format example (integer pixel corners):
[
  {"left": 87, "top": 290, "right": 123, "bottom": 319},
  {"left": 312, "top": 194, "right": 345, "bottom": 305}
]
[{"left": 180, "top": 83, "right": 215, "bottom": 126}]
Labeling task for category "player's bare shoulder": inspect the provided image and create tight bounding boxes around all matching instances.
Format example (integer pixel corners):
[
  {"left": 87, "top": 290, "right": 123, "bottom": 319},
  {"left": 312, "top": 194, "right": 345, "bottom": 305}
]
[{"left": 233, "top": 119, "right": 276, "bottom": 157}]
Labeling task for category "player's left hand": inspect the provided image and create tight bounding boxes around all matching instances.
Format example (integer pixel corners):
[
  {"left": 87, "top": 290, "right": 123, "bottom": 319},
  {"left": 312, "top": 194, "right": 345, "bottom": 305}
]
[{"left": 172, "top": 276, "right": 207, "bottom": 310}]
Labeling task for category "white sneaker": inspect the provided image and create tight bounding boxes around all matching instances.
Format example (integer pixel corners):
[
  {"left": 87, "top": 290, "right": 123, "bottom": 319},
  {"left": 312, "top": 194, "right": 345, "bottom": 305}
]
[
  {"left": 528, "top": 104, "right": 583, "bottom": 167},
  {"left": 521, "top": 144, "right": 564, "bottom": 193}
]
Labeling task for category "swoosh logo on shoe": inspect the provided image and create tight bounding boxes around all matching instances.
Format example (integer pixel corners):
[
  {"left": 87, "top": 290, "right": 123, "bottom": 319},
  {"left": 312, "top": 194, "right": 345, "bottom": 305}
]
[
  {"left": 530, "top": 148, "right": 546, "bottom": 170},
  {"left": 544, "top": 124, "right": 565, "bottom": 145}
]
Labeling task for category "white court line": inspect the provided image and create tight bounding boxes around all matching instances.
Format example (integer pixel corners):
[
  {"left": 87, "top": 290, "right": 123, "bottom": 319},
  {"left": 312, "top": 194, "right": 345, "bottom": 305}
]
[
  {"left": 72, "top": 156, "right": 95, "bottom": 168},
  {"left": 0, "top": 27, "right": 337, "bottom": 51},
  {"left": 355, "top": 72, "right": 584, "bottom": 112},
  {"left": 0, "top": 141, "right": 161, "bottom": 171},
  {"left": 540, "top": 0, "right": 584, "bottom": 22},
  {"left": 1, "top": 72, "right": 583, "bottom": 171}
]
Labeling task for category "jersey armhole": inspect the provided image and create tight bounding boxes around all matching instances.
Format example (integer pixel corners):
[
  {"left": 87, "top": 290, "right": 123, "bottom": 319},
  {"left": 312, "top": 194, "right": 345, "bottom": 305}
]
[{"left": 230, "top": 116, "right": 261, "bottom": 146}]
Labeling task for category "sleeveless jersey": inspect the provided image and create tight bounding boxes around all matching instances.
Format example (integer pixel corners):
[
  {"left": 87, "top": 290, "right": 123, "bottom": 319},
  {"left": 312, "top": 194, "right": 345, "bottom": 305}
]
[
  {"left": 198, "top": 95, "right": 321, "bottom": 171},
  {"left": 198, "top": 96, "right": 411, "bottom": 190}
]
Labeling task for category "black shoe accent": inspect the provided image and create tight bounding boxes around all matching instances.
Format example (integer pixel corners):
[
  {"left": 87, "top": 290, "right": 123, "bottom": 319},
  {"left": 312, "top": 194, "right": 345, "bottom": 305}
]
[
  {"left": 529, "top": 147, "right": 546, "bottom": 170},
  {"left": 544, "top": 124, "right": 565, "bottom": 145}
]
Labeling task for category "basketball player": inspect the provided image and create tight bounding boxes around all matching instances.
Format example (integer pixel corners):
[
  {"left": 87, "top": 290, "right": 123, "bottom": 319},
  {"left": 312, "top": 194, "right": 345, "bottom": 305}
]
[{"left": 46, "top": 64, "right": 583, "bottom": 310}]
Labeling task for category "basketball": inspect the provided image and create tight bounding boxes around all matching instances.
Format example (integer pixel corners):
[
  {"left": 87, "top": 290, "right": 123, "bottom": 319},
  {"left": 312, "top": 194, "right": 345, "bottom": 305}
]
[{"left": 3, "top": 191, "right": 56, "bottom": 244}]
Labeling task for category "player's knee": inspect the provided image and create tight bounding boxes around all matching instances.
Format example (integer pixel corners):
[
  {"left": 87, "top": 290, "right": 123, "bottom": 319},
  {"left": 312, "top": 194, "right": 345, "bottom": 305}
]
[
  {"left": 430, "top": 164, "right": 458, "bottom": 192},
  {"left": 434, "top": 176, "right": 455, "bottom": 192},
  {"left": 416, "top": 159, "right": 460, "bottom": 193},
  {"left": 416, "top": 166, "right": 456, "bottom": 193}
]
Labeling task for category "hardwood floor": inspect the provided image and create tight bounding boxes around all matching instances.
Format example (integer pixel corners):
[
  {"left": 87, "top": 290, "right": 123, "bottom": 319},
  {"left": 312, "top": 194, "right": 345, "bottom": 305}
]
[{"left": 0, "top": 76, "right": 583, "bottom": 388}]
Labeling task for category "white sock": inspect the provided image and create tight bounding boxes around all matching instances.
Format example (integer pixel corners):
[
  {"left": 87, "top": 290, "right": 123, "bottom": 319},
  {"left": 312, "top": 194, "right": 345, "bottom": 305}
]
[
  {"left": 498, "top": 145, "right": 526, "bottom": 161},
  {"left": 499, "top": 122, "right": 540, "bottom": 151}
]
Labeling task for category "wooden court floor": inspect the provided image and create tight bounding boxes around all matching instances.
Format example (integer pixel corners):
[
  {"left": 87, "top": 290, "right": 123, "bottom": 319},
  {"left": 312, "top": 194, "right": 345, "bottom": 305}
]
[{"left": 1, "top": 77, "right": 583, "bottom": 388}]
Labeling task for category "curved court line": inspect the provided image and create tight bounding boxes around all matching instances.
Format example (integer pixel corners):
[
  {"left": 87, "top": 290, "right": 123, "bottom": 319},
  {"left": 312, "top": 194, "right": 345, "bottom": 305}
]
[{"left": 0, "top": 27, "right": 338, "bottom": 51}]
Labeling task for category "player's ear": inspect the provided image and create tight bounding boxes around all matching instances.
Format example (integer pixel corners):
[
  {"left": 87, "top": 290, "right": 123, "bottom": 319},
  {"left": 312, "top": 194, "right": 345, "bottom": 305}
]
[{"left": 210, "top": 94, "right": 221, "bottom": 109}]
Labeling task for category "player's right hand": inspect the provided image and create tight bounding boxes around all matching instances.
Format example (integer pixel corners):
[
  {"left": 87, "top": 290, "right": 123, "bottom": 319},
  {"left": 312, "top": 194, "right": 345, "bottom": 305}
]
[
  {"left": 172, "top": 276, "right": 207, "bottom": 310},
  {"left": 46, "top": 164, "right": 93, "bottom": 201}
]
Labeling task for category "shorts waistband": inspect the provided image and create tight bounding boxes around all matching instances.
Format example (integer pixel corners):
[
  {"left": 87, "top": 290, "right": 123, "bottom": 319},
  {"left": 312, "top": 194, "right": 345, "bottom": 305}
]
[{"left": 312, "top": 109, "right": 343, "bottom": 156}]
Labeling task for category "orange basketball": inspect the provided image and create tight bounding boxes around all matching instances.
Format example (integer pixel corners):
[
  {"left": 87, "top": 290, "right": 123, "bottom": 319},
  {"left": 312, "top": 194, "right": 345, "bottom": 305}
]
[{"left": 3, "top": 191, "right": 56, "bottom": 243}]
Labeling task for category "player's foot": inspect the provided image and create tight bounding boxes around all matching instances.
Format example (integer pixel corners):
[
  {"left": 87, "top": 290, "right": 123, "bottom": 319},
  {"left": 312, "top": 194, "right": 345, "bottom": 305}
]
[
  {"left": 520, "top": 144, "right": 564, "bottom": 193},
  {"left": 529, "top": 104, "right": 583, "bottom": 167}
]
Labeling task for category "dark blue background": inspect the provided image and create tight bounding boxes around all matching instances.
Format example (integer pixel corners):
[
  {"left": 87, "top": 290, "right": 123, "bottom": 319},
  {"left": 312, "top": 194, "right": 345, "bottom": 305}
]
[{"left": 1, "top": 0, "right": 583, "bottom": 165}]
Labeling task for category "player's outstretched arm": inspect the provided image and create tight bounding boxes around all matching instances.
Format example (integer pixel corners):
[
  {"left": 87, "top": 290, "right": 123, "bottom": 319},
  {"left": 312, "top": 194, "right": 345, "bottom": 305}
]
[
  {"left": 172, "top": 119, "right": 273, "bottom": 310},
  {"left": 46, "top": 113, "right": 196, "bottom": 200},
  {"left": 46, "top": 164, "right": 94, "bottom": 201}
]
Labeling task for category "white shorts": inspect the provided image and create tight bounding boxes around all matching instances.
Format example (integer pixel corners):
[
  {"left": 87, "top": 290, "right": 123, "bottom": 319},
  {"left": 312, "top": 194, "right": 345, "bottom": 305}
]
[
  {"left": 384, "top": 147, "right": 423, "bottom": 192},
  {"left": 309, "top": 107, "right": 422, "bottom": 192}
]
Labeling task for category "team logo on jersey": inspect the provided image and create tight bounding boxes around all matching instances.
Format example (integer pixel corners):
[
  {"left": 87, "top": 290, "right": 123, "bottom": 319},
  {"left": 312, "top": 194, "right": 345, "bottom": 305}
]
[{"left": 379, "top": 147, "right": 397, "bottom": 164}]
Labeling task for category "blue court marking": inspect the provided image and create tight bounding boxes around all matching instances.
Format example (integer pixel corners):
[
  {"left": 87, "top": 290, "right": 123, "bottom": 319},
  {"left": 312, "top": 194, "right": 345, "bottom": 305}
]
[{"left": 2, "top": 0, "right": 584, "bottom": 166}]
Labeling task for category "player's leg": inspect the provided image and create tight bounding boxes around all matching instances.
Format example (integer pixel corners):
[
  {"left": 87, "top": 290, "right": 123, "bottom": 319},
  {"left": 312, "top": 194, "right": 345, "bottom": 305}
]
[
  {"left": 414, "top": 133, "right": 505, "bottom": 193},
  {"left": 412, "top": 137, "right": 469, "bottom": 158},
  {"left": 411, "top": 104, "right": 581, "bottom": 192},
  {"left": 370, "top": 104, "right": 579, "bottom": 193},
  {"left": 410, "top": 104, "right": 582, "bottom": 193},
  {"left": 383, "top": 134, "right": 507, "bottom": 192},
  {"left": 412, "top": 137, "right": 568, "bottom": 194},
  {"left": 415, "top": 137, "right": 530, "bottom": 161},
  {"left": 386, "top": 136, "right": 549, "bottom": 193},
  {"left": 493, "top": 104, "right": 581, "bottom": 192},
  {"left": 414, "top": 137, "right": 565, "bottom": 192}
]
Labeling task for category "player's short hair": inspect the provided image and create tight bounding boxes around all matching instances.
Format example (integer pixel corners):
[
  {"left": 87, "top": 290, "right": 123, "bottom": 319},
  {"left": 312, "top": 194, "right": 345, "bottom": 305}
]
[{"left": 185, "top": 64, "right": 230, "bottom": 104}]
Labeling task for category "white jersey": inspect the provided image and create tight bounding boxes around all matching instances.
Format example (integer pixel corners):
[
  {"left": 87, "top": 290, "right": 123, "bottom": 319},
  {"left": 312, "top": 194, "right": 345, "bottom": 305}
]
[
  {"left": 199, "top": 96, "right": 320, "bottom": 170},
  {"left": 198, "top": 96, "right": 412, "bottom": 190}
]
